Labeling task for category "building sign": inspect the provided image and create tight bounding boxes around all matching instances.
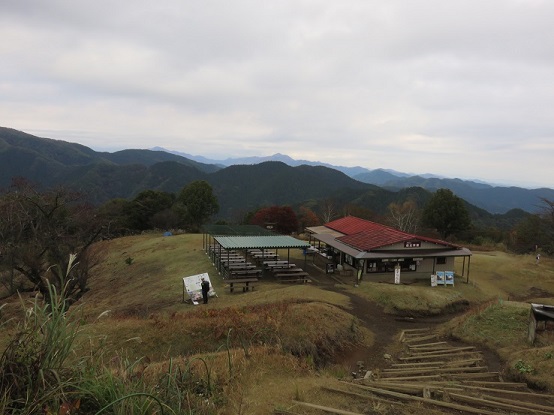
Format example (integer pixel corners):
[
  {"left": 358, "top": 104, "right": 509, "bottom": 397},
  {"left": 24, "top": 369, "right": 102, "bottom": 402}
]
[{"left": 404, "top": 241, "right": 421, "bottom": 248}]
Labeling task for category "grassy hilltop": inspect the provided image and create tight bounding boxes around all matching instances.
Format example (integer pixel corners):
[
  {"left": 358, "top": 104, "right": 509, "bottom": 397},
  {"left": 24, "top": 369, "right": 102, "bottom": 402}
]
[{"left": 1, "top": 233, "right": 554, "bottom": 414}]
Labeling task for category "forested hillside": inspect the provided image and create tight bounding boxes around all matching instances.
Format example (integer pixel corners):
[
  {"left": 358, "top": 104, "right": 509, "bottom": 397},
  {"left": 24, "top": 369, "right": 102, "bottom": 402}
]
[
  {"left": 355, "top": 171, "right": 554, "bottom": 214},
  {"left": 0, "top": 127, "right": 218, "bottom": 203},
  {"left": 0, "top": 127, "right": 536, "bottom": 231}
]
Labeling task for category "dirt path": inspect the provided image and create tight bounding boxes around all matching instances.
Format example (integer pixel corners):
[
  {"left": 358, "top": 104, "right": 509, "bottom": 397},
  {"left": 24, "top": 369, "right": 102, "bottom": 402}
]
[
  {"left": 302, "top": 262, "right": 505, "bottom": 374},
  {"left": 327, "top": 285, "right": 504, "bottom": 374}
]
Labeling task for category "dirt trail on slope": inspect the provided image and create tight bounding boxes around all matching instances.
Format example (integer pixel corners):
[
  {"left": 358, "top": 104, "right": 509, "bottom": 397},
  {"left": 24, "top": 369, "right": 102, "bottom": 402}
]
[{"left": 327, "top": 285, "right": 503, "bottom": 375}]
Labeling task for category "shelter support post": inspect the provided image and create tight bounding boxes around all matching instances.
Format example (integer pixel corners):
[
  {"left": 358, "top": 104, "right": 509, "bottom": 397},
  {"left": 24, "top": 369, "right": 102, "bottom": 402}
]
[{"left": 466, "top": 256, "right": 471, "bottom": 284}]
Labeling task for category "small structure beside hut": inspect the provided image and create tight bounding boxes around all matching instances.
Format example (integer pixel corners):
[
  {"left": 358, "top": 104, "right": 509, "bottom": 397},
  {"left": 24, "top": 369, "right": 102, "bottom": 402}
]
[{"left": 528, "top": 303, "right": 554, "bottom": 344}]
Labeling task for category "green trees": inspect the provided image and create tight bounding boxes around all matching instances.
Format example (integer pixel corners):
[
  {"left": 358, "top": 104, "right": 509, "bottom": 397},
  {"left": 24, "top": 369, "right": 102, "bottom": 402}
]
[
  {"left": 95, "top": 181, "right": 219, "bottom": 234},
  {"left": 422, "top": 188, "right": 471, "bottom": 239},
  {"left": 176, "top": 180, "right": 219, "bottom": 232},
  {"left": 125, "top": 190, "right": 176, "bottom": 231},
  {"left": 510, "top": 198, "right": 554, "bottom": 254}
]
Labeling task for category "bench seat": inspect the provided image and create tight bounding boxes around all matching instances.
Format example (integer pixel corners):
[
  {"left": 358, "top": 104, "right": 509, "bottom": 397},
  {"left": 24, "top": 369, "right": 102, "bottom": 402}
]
[
  {"left": 228, "top": 277, "right": 258, "bottom": 293},
  {"left": 274, "top": 271, "right": 309, "bottom": 279},
  {"left": 279, "top": 277, "right": 311, "bottom": 284}
]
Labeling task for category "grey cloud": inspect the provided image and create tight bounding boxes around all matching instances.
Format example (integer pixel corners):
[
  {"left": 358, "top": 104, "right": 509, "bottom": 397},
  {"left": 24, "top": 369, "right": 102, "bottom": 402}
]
[{"left": 1, "top": 0, "right": 553, "bottom": 188}]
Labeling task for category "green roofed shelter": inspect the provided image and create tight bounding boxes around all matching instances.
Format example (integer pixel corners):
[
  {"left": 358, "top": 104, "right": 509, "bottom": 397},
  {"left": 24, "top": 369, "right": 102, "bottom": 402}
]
[
  {"left": 203, "top": 225, "right": 311, "bottom": 272},
  {"left": 214, "top": 235, "right": 310, "bottom": 250}
]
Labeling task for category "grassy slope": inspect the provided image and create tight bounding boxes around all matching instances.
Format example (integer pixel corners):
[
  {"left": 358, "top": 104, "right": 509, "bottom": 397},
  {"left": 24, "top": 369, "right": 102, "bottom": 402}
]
[
  {"left": 76, "top": 234, "right": 373, "bottom": 413},
  {"left": 83, "top": 235, "right": 554, "bottom": 390},
  {"left": 2, "top": 233, "right": 554, "bottom": 413}
]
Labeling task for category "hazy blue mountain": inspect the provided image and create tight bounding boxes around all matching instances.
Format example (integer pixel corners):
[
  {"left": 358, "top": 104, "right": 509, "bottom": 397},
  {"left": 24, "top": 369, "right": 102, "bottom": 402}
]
[
  {"left": 153, "top": 146, "right": 553, "bottom": 214},
  {"left": 353, "top": 173, "right": 553, "bottom": 214},
  {"left": 152, "top": 147, "right": 371, "bottom": 177}
]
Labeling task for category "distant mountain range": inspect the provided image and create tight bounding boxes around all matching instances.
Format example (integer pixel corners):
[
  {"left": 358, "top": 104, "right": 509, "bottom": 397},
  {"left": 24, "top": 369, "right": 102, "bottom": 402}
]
[
  {"left": 153, "top": 146, "right": 553, "bottom": 214},
  {"left": 0, "top": 127, "right": 552, "bottom": 221}
]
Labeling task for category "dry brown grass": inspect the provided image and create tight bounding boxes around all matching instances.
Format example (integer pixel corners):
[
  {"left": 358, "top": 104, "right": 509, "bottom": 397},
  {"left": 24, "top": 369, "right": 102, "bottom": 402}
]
[
  {"left": 2, "top": 233, "right": 554, "bottom": 413},
  {"left": 465, "top": 250, "right": 554, "bottom": 301}
]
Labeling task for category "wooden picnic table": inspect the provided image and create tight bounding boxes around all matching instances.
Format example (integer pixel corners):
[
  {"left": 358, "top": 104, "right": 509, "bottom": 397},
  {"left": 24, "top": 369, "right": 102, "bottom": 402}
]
[
  {"left": 230, "top": 269, "right": 262, "bottom": 277},
  {"left": 279, "top": 277, "right": 311, "bottom": 284},
  {"left": 252, "top": 253, "right": 279, "bottom": 258},
  {"left": 220, "top": 258, "right": 246, "bottom": 264},
  {"left": 220, "top": 254, "right": 245, "bottom": 259},
  {"left": 272, "top": 267, "right": 304, "bottom": 274},
  {"left": 274, "top": 271, "right": 309, "bottom": 279},
  {"left": 228, "top": 277, "right": 258, "bottom": 293},
  {"left": 263, "top": 260, "right": 293, "bottom": 266},
  {"left": 226, "top": 263, "right": 256, "bottom": 269},
  {"left": 267, "top": 263, "right": 296, "bottom": 270},
  {"left": 263, "top": 260, "right": 287, "bottom": 265}
]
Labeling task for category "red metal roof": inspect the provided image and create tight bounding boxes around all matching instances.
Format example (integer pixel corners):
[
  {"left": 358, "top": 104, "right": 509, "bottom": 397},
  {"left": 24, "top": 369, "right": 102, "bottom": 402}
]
[{"left": 325, "top": 216, "right": 457, "bottom": 251}]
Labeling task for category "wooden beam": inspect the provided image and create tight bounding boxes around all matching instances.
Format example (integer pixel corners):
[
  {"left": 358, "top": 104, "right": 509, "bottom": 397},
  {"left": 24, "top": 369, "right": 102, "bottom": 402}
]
[
  {"left": 449, "top": 372, "right": 501, "bottom": 380},
  {"left": 343, "top": 383, "right": 500, "bottom": 415},
  {"left": 322, "top": 386, "right": 403, "bottom": 406},
  {"left": 380, "top": 366, "right": 487, "bottom": 377},
  {"left": 460, "top": 380, "right": 527, "bottom": 389},
  {"left": 399, "top": 351, "right": 482, "bottom": 361},
  {"left": 482, "top": 394, "right": 554, "bottom": 412},
  {"left": 391, "top": 361, "right": 447, "bottom": 368},
  {"left": 291, "top": 400, "right": 364, "bottom": 415},
  {"left": 403, "top": 334, "right": 438, "bottom": 343},
  {"left": 409, "top": 346, "right": 476, "bottom": 356},
  {"left": 378, "top": 374, "right": 442, "bottom": 382},
  {"left": 449, "top": 392, "right": 553, "bottom": 415},
  {"left": 453, "top": 385, "right": 554, "bottom": 400}
]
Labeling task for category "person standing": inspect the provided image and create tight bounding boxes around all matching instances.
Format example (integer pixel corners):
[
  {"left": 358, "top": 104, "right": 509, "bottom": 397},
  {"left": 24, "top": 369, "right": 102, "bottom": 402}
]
[
  {"left": 536, "top": 253, "right": 541, "bottom": 265},
  {"left": 201, "top": 277, "right": 210, "bottom": 304}
]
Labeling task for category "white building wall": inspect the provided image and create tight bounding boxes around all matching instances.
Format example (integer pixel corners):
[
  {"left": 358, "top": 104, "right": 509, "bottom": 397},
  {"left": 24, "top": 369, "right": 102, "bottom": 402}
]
[{"left": 416, "top": 257, "right": 455, "bottom": 273}]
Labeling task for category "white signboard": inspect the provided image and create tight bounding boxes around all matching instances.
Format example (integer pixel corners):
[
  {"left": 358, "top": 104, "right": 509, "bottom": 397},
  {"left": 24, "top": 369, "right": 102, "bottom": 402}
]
[
  {"left": 430, "top": 274, "right": 437, "bottom": 287},
  {"left": 183, "top": 273, "right": 216, "bottom": 305}
]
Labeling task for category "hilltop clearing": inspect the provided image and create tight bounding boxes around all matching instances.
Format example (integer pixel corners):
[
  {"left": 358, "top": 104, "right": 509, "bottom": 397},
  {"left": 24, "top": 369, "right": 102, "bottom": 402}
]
[{"left": 1, "top": 233, "right": 553, "bottom": 414}]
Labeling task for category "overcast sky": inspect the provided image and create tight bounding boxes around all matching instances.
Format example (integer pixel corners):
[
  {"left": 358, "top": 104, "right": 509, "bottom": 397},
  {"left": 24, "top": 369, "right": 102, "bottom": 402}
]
[{"left": 1, "top": 1, "right": 553, "bottom": 188}]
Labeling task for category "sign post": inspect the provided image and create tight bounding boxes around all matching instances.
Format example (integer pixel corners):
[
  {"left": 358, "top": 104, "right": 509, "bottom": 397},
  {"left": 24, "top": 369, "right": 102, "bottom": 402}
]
[{"left": 394, "top": 264, "right": 401, "bottom": 284}]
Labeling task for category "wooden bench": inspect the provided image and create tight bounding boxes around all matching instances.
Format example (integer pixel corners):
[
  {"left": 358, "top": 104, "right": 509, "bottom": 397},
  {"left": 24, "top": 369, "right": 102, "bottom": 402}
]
[
  {"left": 228, "top": 278, "right": 258, "bottom": 293},
  {"left": 226, "top": 263, "right": 256, "bottom": 270},
  {"left": 230, "top": 269, "right": 262, "bottom": 278},
  {"left": 279, "top": 277, "right": 311, "bottom": 284},
  {"left": 274, "top": 271, "right": 310, "bottom": 279},
  {"left": 273, "top": 268, "right": 304, "bottom": 276},
  {"left": 253, "top": 256, "right": 280, "bottom": 262},
  {"left": 265, "top": 262, "right": 296, "bottom": 270},
  {"left": 263, "top": 260, "right": 289, "bottom": 266},
  {"left": 269, "top": 264, "right": 296, "bottom": 271},
  {"left": 220, "top": 258, "right": 246, "bottom": 264}
]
